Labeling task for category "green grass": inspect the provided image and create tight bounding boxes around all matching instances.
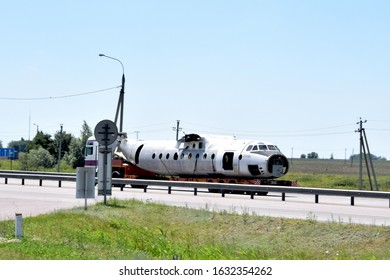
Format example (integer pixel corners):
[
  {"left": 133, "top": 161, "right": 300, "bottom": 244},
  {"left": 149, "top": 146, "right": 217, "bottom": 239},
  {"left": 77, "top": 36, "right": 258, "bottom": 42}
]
[
  {"left": 283, "top": 159, "right": 390, "bottom": 192},
  {"left": 0, "top": 159, "right": 76, "bottom": 173},
  {"left": 0, "top": 199, "right": 389, "bottom": 260}
]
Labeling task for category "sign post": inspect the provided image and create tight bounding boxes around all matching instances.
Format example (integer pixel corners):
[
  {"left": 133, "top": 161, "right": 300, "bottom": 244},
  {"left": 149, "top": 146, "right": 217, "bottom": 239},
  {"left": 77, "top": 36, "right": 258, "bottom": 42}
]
[
  {"left": 98, "top": 150, "right": 112, "bottom": 197},
  {"left": 94, "top": 119, "right": 118, "bottom": 205},
  {"left": 76, "top": 167, "right": 96, "bottom": 210}
]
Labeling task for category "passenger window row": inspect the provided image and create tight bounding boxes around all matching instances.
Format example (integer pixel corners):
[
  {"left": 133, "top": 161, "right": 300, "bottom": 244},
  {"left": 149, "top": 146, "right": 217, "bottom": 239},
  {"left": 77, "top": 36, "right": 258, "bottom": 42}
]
[{"left": 152, "top": 152, "right": 215, "bottom": 160}]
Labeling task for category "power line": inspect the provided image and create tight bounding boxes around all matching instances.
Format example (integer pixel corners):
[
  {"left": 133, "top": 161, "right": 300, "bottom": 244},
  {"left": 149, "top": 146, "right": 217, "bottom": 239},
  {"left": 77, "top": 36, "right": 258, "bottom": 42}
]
[
  {"left": 185, "top": 121, "right": 356, "bottom": 135},
  {"left": 0, "top": 85, "right": 120, "bottom": 101},
  {"left": 184, "top": 127, "right": 354, "bottom": 138}
]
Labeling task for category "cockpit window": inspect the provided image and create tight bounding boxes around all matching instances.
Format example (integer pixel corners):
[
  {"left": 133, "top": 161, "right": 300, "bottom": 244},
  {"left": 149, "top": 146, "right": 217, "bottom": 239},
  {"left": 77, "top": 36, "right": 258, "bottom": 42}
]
[
  {"left": 248, "top": 144, "right": 280, "bottom": 152},
  {"left": 267, "top": 145, "right": 278, "bottom": 151}
]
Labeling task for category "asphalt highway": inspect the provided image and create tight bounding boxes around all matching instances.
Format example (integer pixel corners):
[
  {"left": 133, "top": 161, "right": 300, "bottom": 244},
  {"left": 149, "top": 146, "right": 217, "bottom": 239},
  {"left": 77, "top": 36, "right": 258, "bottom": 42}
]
[{"left": 0, "top": 178, "right": 389, "bottom": 226}]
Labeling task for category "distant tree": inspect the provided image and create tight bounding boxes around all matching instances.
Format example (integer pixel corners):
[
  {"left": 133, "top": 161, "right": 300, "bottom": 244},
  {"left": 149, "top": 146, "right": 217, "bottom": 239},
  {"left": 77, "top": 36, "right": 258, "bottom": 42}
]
[
  {"left": 63, "top": 138, "right": 85, "bottom": 168},
  {"left": 307, "top": 152, "right": 319, "bottom": 159},
  {"left": 81, "top": 120, "right": 93, "bottom": 147},
  {"left": 8, "top": 138, "right": 29, "bottom": 153},
  {"left": 0, "top": 140, "right": 3, "bottom": 148},
  {"left": 63, "top": 121, "right": 92, "bottom": 168},
  {"left": 350, "top": 154, "right": 387, "bottom": 161},
  {"left": 300, "top": 154, "right": 306, "bottom": 159},
  {"left": 53, "top": 131, "right": 73, "bottom": 159},
  {"left": 28, "top": 131, "right": 55, "bottom": 155},
  {"left": 330, "top": 153, "right": 334, "bottom": 160}
]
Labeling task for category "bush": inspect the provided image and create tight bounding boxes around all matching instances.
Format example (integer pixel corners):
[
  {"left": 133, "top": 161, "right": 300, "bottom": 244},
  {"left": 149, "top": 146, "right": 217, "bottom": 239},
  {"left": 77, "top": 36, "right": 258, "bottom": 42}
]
[{"left": 19, "top": 147, "right": 55, "bottom": 170}]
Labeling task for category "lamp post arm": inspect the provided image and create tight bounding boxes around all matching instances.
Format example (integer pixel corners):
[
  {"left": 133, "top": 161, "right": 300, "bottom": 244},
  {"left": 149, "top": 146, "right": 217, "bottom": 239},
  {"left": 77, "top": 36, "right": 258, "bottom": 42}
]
[{"left": 99, "top": 54, "right": 125, "bottom": 132}]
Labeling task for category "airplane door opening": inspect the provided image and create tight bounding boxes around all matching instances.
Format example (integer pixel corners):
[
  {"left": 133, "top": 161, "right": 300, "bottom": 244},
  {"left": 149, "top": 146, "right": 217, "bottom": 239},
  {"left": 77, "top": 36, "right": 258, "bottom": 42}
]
[
  {"left": 222, "top": 152, "right": 234, "bottom": 170},
  {"left": 135, "top": 144, "right": 144, "bottom": 165}
]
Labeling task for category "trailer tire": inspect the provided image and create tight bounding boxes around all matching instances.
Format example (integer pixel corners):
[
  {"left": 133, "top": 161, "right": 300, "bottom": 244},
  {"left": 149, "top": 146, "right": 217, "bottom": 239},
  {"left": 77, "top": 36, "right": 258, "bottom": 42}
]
[{"left": 112, "top": 171, "right": 126, "bottom": 191}]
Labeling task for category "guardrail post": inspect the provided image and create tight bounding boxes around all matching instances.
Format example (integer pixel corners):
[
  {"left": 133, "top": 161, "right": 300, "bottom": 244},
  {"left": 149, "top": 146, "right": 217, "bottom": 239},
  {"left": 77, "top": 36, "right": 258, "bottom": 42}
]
[
  {"left": 194, "top": 188, "right": 197, "bottom": 196},
  {"left": 250, "top": 192, "right": 254, "bottom": 199},
  {"left": 22, "top": 178, "right": 25, "bottom": 185},
  {"left": 39, "top": 179, "right": 43, "bottom": 186},
  {"left": 168, "top": 186, "right": 171, "bottom": 194},
  {"left": 144, "top": 186, "right": 147, "bottom": 193},
  {"left": 221, "top": 190, "right": 225, "bottom": 197},
  {"left": 58, "top": 181, "right": 62, "bottom": 188},
  {"left": 315, "top": 194, "right": 319, "bottom": 204},
  {"left": 351, "top": 197, "right": 355, "bottom": 206},
  {"left": 5, "top": 178, "right": 8, "bottom": 184},
  {"left": 282, "top": 192, "right": 286, "bottom": 201}
]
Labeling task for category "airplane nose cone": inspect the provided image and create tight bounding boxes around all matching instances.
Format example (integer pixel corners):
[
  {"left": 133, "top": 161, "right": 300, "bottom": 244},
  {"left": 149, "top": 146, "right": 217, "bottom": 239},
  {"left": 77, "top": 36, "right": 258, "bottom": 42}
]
[{"left": 267, "top": 154, "right": 289, "bottom": 177}]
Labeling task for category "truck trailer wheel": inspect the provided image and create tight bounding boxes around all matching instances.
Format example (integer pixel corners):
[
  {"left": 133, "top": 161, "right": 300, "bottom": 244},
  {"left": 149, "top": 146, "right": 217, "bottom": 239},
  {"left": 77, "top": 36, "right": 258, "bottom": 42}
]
[{"left": 112, "top": 171, "right": 126, "bottom": 191}]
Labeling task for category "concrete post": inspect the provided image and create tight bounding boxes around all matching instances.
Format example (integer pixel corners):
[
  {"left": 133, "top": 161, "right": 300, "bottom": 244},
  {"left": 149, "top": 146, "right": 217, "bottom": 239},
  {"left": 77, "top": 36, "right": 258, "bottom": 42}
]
[{"left": 15, "top": 213, "right": 22, "bottom": 239}]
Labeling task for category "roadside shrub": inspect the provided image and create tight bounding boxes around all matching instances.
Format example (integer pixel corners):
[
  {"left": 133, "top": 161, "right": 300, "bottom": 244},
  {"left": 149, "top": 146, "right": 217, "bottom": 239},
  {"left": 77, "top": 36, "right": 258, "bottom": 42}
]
[
  {"left": 19, "top": 147, "right": 55, "bottom": 171},
  {"left": 332, "top": 178, "right": 358, "bottom": 188}
]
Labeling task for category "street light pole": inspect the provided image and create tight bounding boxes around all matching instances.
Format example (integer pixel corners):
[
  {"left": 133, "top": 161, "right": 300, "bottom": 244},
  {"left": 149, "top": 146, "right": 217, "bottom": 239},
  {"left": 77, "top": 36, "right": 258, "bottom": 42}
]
[
  {"left": 57, "top": 124, "right": 63, "bottom": 173},
  {"left": 33, "top": 123, "right": 39, "bottom": 134},
  {"left": 99, "top": 54, "right": 125, "bottom": 132}
]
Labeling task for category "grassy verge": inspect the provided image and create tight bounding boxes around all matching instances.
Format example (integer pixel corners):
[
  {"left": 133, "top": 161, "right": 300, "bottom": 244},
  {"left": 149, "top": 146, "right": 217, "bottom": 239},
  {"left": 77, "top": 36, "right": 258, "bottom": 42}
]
[
  {"left": 1, "top": 199, "right": 389, "bottom": 260},
  {"left": 283, "top": 159, "right": 390, "bottom": 192},
  {"left": 0, "top": 159, "right": 75, "bottom": 173},
  {"left": 283, "top": 173, "right": 390, "bottom": 192}
]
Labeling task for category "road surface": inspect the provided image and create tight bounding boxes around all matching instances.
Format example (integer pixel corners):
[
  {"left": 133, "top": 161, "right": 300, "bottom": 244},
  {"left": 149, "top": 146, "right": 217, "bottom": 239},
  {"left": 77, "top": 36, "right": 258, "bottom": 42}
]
[{"left": 0, "top": 178, "right": 389, "bottom": 226}]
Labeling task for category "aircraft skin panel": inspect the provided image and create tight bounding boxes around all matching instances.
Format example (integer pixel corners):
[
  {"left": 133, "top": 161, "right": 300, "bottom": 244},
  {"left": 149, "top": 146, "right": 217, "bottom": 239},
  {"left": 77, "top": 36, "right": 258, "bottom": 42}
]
[{"left": 117, "top": 134, "right": 288, "bottom": 179}]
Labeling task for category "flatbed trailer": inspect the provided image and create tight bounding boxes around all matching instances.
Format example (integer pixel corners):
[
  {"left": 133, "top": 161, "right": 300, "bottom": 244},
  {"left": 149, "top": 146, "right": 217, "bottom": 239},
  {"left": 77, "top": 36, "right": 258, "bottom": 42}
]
[{"left": 112, "top": 158, "right": 297, "bottom": 195}]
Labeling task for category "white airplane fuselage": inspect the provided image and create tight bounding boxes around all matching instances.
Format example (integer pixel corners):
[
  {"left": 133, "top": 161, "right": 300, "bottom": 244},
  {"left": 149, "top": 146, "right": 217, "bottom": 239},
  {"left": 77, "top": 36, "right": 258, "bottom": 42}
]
[{"left": 118, "top": 134, "right": 289, "bottom": 179}]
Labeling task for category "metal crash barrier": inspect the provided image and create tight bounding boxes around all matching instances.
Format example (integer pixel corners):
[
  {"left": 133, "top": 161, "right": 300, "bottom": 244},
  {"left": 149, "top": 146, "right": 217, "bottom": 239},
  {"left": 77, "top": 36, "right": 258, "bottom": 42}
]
[{"left": 0, "top": 171, "right": 389, "bottom": 207}]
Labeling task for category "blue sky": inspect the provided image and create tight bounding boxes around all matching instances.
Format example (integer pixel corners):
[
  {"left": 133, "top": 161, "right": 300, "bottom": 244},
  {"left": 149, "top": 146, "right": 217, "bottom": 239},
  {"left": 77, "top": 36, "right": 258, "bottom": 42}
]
[{"left": 1, "top": 0, "right": 389, "bottom": 160}]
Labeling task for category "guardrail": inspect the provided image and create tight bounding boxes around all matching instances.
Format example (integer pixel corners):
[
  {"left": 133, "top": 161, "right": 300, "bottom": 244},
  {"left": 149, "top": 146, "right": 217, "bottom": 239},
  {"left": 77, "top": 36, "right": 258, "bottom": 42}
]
[
  {"left": 0, "top": 171, "right": 76, "bottom": 188},
  {"left": 0, "top": 171, "right": 389, "bottom": 207}
]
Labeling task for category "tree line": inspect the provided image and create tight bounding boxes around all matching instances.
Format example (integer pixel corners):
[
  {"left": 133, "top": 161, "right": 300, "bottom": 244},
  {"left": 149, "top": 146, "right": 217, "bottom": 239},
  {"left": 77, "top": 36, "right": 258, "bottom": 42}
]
[
  {"left": 2, "top": 121, "right": 92, "bottom": 171},
  {"left": 300, "top": 152, "right": 386, "bottom": 161}
]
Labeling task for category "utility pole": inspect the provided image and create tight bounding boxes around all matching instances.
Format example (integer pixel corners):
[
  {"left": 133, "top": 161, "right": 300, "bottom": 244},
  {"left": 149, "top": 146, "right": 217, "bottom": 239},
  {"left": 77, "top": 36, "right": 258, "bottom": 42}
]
[
  {"left": 350, "top": 148, "right": 354, "bottom": 167},
  {"left": 344, "top": 148, "right": 347, "bottom": 164},
  {"left": 33, "top": 123, "right": 39, "bottom": 134},
  {"left": 356, "top": 118, "right": 364, "bottom": 190},
  {"left": 172, "top": 120, "right": 182, "bottom": 141},
  {"left": 363, "top": 128, "right": 378, "bottom": 191},
  {"left": 57, "top": 124, "right": 63, "bottom": 173},
  {"left": 134, "top": 131, "right": 140, "bottom": 140},
  {"left": 355, "top": 118, "right": 378, "bottom": 191}
]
